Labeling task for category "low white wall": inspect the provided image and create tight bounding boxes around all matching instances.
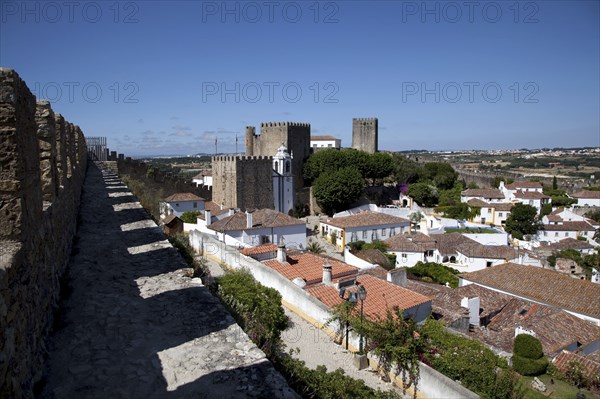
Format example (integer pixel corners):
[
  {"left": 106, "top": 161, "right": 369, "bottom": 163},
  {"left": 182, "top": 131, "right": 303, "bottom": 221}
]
[
  {"left": 343, "top": 246, "right": 377, "bottom": 269},
  {"left": 463, "top": 233, "right": 508, "bottom": 246}
]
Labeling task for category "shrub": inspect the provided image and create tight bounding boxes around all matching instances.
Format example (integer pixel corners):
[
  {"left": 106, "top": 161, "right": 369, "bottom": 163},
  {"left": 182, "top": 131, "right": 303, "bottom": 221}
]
[
  {"left": 513, "top": 334, "right": 544, "bottom": 359},
  {"left": 512, "top": 354, "right": 548, "bottom": 376},
  {"left": 409, "top": 262, "right": 460, "bottom": 288},
  {"left": 180, "top": 210, "right": 202, "bottom": 223},
  {"left": 217, "top": 269, "right": 287, "bottom": 356}
]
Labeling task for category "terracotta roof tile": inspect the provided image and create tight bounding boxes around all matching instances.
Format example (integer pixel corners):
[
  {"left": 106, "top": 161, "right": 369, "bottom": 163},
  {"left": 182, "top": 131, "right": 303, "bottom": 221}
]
[
  {"left": 492, "top": 203, "right": 514, "bottom": 211},
  {"left": 505, "top": 181, "right": 543, "bottom": 190},
  {"left": 264, "top": 252, "right": 358, "bottom": 286},
  {"left": 306, "top": 275, "right": 431, "bottom": 321},
  {"left": 461, "top": 263, "right": 600, "bottom": 319},
  {"left": 572, "top": 190, "right": 600, "bottom": 199},
  {"left": 324, "top": 211, "right": 409, "bottom": 229},
  {"left": 461, "top": 189, "right": 505, "bottom": 199},
  {"left": 542, "top": 221, "right": 595, "bottom": 231},
  {"left": 554, "top": 351, "right": 600, "bottom": 382},
  {"left": 164, "top": 192, "right": 205, "bottom": 202},
  {"left": 208, "top": 209, "right": 305, "bottom": 232},
  {"left": 513, "top": 190, "right": 550, "bottom": 199},
  {"left": 239, "top": 243, "right": 278, "bottom": 256},
  {"left": 311, "top": 135, "right": 339, "bottom": 141},
  {"left": 539, "top": 238, "right": 594, "bottom": 251}
]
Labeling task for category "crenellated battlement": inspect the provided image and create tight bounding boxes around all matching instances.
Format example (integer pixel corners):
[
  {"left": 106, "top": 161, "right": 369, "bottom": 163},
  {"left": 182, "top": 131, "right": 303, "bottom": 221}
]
[
  {"left": 260, "top": 121, "right": 310, "bottom": 128},
  {"left": 212, "top": 155, "right": 273, "bottom": 162},
  {"left": 353, "top": 117, "right": 378, "bottom": 122}
]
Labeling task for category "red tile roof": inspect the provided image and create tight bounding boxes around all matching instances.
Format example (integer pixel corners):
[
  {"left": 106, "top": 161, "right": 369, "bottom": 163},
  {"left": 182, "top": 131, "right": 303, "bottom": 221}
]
[
  {"left": 539, "top": 238, "right": 594, "bottom": 252},
  {"left": 542, "top": 221, "right": 595, "bottom": 231},
  {"left": 384, "top": 233, "right": 436, "bottom": 252},
  {"left": 208, "top": 209, "right": 305, "bottom": 232},
  {"left": 164, "top": 192, "right": 205, "bottom": 202},
  {"left": 324, "top": 211, "right": 409, "bottom": 229},
  {"left": 307, "top": 275, "right": 431, "bottom": 321},
  {"left": 572, "top": 190, "right": 600, "bottom": 199},
  {"left": 311, "top": 135, "right": 339, "bottom": 141},
  {"left": 505, "top": 181, "right": 543, "bottom": 190},
  {"left": 461, "top": 263, "right": 600, "bottom": 319},
  {"left": 240, "top": 243, "right": 278, "bottom": 256},
  {"left": 461, "top": 189, "right": 505, "bottom": 199},
  {"left": 264, "top": 252, "right": 358, "bottom": 286},
  {"left": 554, "top": 351, "right": 600, "bottom": 383},
  {"left": 513, "top": 191, "right": 550, "bottom": 199}
]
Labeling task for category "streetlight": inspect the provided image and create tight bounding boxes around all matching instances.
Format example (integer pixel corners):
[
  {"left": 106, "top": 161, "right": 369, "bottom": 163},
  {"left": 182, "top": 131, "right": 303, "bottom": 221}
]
[
  {"left": 357, "top": 284, "right": 367, "bottom": 353},
  {"left": 338, "top": 287, "right": 357, "bottom": 350}
]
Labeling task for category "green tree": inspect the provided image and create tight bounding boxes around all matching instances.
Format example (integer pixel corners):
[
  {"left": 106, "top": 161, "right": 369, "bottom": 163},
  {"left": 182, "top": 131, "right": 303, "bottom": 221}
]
[
  {"left": 306, "top": 239, "right": 325, "bottom": 254},
  {"left": 180, "top": 210, "right": 202, "bottom": 223},
  {"left": 585, "top": 209, "right": 600, "bottom": 223},
  {"left": 391, "top": 154, "right": 419, "bottom": 184},
  {"left": 512, "top": 334, "right": 548, "bottom": 376},
  {"left": 552, "top": 175, "right": 558, "bottom": 190},
  {"left": 417, "top": 162, "right": 458, "bottom": 190},
  {"left": 491, "top": 176, "right": 514, "bottom": 188},
  {"left": 435, "top": 203, "right": 479, "bottom": 221},
  {"left": 313, "top": 167, "right": 364, "bottom": 215},
  {"left": 408, "top": 182, "right": 439, "bottom": 207},
  {"left": 438, "top": 181, "right": 464, "bottom": 206},
  {"left": 505, "top": 204, "right": 541, "bottom": 240},
  {"left": 365, "top": 152, "right": 394, "bottom": 184},
  {"left": 303, "top": 148, "right": 370, "bottom": 183}
]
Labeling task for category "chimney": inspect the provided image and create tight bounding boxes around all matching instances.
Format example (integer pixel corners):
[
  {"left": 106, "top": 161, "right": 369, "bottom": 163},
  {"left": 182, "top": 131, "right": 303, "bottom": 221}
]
[
  {"left": 277, "top": 241, "right": 287, "bottom": 263},
  {"left": 228, "top": 208, "right": 235, "bottom": 217},
  {"left": 387, "top": 268, "right": 407, "bottom": 287},
  {"left": 461, "top": 296, "right": 480, "bottom": 327},
  {"left": 246, "top": 209, "right": 253, "bottom": 228},
  {"left": 204, "top": 210, "right": 212, "bottom": 226},
  {"left": 322, "top": 260, "right": 333, "bottom": 286}
]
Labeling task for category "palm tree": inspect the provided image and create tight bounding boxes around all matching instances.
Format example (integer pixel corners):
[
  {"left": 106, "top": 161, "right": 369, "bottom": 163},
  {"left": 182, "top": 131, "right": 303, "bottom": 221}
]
[
  {"left": 306, "top": 239, "right": 325, "bottom": 254},
  {"left": 409, "top": 211, "right": 423, "bottom": 232}
]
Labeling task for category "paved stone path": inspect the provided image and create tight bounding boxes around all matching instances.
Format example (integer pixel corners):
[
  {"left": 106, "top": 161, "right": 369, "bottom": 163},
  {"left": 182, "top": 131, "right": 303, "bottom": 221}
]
[
  {"left": 38, "top": 163, "right": 296, "bottom": 399},
  {"left": 281, "top": 307, "right": 410, "bottom": 398}
]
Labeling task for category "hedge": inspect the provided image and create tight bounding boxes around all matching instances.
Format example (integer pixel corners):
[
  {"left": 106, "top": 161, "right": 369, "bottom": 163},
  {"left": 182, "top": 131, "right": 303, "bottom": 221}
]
[
  {"left": 512, "top": 354, "right": 548, "bottom": 376},
  {"left": 513, "top": 334, "right": 544, "bottom": 360}
]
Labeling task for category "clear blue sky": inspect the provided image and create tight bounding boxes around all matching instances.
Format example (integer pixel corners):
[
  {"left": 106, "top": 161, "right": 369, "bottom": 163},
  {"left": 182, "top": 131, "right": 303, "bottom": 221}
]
[{"left": 1, "top": 0, "right": 599, "bottom": 156}]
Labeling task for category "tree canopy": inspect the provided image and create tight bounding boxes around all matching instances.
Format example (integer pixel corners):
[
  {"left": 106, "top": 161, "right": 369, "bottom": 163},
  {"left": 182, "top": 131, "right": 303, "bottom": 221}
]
[
  {"left": 313, "top": 167, "right": 364, "bottom": 215},
  {"left": 505, "top": 204, "right": 541, "bottom": 240}
]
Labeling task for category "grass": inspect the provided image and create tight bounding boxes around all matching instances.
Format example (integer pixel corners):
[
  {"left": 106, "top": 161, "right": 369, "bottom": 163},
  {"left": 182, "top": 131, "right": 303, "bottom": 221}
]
[
  {"left": 519, "top": 374, "right": 599, "bottom": 399},
  {"left": 445, "top": 227, "right": 499, "bottom": 234}
]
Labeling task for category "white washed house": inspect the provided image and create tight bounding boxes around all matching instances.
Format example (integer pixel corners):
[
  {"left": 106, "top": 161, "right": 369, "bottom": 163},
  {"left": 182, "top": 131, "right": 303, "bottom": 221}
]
[
  {"left": 461, "top": 188, "right": 506, "bottom": 204},
  {"left": 571, "top": 190, "right": 600, "bottom": 207},
  {"left": 320, "top": 211, "right": 410, "bottom": 251},
  {"left": 206, "top": 208, "right": 307, "bottom": 249},
  {"left": 537, "top": 221, "right": 596, "bottom": 243},
  {"left": 310, "top": 135, "right": 341, "bottom": 150},
  {"left": 192, "top": 171, "right": 213, "bottom": 189},
  {"left": 160, "top": 193, "right": 205, "bottom": 219}
]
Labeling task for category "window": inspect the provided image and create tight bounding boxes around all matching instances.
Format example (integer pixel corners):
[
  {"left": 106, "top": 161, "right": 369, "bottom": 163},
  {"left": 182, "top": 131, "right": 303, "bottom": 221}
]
[
  {"left": 193, "top": 202, "right": 197, "bottom": 208},
  {"left": 487, "top": 208, "right": 492, "bottom": 214},
  {"left": 312, "top": 144, "right": 317, "bottom": 147},
  {"left": 402, "top": 253, "right": 408, "bottom": 261},
  {"left": 371, "top": 230, "right": 378, "bottom": 240},
  {"left": 486, "top": 261, "right": 493, "bottom": 268},
  {"left": 381, "top": 228, "right": 387, "bottom": 237},
  {"left": 260, "top": 235, "right": 271, "bottom": 244},
  {"left": 555, "top": 232, "right": 559, "bottom": 237},
  {"left": 565, "top": 232, "right": 569, "bottom": 237},
  {"left": 285, "top": 162, "right": 290, "bottom": 174},
  {"left": 498, "top": 212, "right": 503, "bottom": 217},
  {"left": 327, "top": 144, "right": 332, "bottom": 147},
  {"left": 390, "top": 227, "right": 396, "bottom": 236},
  {"left": 362, "top": 230, "right": 367, "bottom": 239}
]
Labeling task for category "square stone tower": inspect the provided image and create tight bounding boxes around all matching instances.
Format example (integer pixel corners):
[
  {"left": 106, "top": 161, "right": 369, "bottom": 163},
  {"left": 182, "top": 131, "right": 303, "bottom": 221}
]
[
  {"left": 245, "top": 122, "right": 310, "bottom": 189},
  {"left": 352, "top": 118, "right": 378, "bottom": 153}
]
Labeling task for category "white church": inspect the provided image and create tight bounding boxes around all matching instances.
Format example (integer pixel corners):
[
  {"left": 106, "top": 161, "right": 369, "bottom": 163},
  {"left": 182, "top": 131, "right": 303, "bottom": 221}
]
[{"left": 272, "top": 144, "right": 295, "bottom": 215}]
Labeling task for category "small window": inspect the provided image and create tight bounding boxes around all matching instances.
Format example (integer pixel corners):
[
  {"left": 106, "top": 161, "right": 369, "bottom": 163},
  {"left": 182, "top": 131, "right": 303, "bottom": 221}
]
[
  {"left": 402, "top": 253, "right": 407, "bottom": 259},
  {"left": 175, "top": 203, "right": 179, "bottom": 207},
  {"left": 362, "top": 230, "right": 367, "bottom": 239},
  {"left": 381, "top": 228, "right": 387, "bottom": 237},
  {"left": 390, "top": 227, "right": 396, "bottom": 236},
  {"left": 555, "top": 232, "right": 559, "bottom": 237},
  {"left": 486, "top": 261, "right": 493, "bottom": 268},
  {"left": 312, "top": 144, "right": 317, "bottom": 147},
  {"left": 487, "top": 208, "right": 492, "bottom": 214},
  {"left": 193, "top": 202, "right": 197, "bottom": 208},
  {"left": 498, "top": 212, "right": 503, "bottom": 217},
  {"left": 565, "top": 232, "right": 569, "bottom": 237},
  {"left": 328, "top": 144, "right": 332, "bottom": 147}
]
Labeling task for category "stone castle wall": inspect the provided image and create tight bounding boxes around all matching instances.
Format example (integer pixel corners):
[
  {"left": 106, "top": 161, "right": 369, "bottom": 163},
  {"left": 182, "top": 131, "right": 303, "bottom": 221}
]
[
  {"left": 0, "top": 68, "right": 88, "bottom": 398},
  {"left": 212, "top": 155, "right": 274, "bottom": 210},
  {"left": 352, "top": 117, "right": 378, "bottom": 153},
  {"left": 245, "top": 122, "right": 310, "bottom": 189}
]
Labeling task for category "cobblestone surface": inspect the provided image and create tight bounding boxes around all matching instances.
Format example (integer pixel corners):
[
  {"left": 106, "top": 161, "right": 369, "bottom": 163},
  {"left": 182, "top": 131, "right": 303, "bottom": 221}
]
[{"left": 38, "top": 163, "right": 296, "bottom": 399}]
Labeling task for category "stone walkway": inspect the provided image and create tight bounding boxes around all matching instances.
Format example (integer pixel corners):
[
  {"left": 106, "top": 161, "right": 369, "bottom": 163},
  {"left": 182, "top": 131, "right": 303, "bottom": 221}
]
[
  {"left": 281, "top": 307, "right": 410, "bottom": 398},
  {"left": 38, "top": 162, "right": 296, "bottom": 399}
]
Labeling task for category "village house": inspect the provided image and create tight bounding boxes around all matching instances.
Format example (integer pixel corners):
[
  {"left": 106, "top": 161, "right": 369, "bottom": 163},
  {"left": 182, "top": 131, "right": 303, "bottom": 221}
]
[
  {"left": 159, "top": 192, "right": 205, "bottom": 219},
  {"left": 571, "top": 190, "right": 600, "bottom": 207},
  {"left": 500, "top": 180, "right": 543, "bottom": 199},
  {"left": 466, "top": 199, "right": 513, "bottom": 225},
  {"left": 537, "top": 221, "right": 596, "bottom": 243},
  {"left": 537, "top": 237, "right": 596, "bottom": 257},
  {"left": 460, "top": 188, "right": 506, "bottom": 204},
  {"left": 511, "top": 190, "right": 551, "bottom": 213},
  {"left": 192, "top": 170, "right": 213, "bottom": 189},
  {"left": 320, "top": 211, "right": 410, "bottom": 251},
  {"left": 542, "top": 207, "right": 592, "bottom": 225},
  {"left": 459, "top": 263, "right": 600, "bottom": 325},
  {"left": 310, "top": 135, "right": 341, "bottom": 150},
  {"left": 205, "top": 208, "right": 307, "bottom": 249}
]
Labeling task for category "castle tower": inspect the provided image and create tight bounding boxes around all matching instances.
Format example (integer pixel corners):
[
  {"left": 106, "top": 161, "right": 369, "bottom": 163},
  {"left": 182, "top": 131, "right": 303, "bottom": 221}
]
[
  {"left": 352, "top": 118, "right": 378, "bottom": 153},
  {"left": 245, "top": 126, "right": 255, "bottom": 156},
  {"left": 244, "top": 122, "right": 310, "bottom": 190},
  {"left": 272, "top": 144, "right": 294, "bottom": 214}
]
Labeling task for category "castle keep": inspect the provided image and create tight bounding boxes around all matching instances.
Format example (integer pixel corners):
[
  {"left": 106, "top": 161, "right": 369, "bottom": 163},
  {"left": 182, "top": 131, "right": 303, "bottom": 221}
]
[
  {"left": 352, "top": 117, "right": 378, "bottom": 153},
  {"left": 245, "top": 122, "right": 310, "bottom": 189}
]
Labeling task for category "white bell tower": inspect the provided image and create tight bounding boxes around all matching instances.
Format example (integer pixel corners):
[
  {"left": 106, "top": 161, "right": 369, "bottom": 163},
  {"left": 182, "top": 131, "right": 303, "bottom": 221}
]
[{"left": 273, "top": 144, "right": 294, "bottom": 214}]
